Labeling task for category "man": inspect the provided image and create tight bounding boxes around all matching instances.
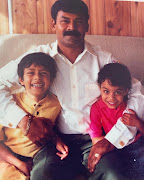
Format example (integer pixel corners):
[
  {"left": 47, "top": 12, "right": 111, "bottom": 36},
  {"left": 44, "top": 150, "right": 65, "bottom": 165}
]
[{"left": 0, "top": 0, "right": 143, "bottom": 179}]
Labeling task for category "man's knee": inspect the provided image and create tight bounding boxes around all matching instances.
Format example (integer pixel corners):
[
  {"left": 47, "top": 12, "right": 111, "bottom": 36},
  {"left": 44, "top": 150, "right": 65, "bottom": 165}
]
[{"left": 88, "top": 152, "right": 127, "bottom": 180}]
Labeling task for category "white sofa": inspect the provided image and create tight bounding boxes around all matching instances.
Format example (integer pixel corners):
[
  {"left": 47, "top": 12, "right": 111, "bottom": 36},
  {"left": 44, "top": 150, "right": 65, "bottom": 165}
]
[{"left": 0, "top": 34, "right": 144, "bottom": 92}]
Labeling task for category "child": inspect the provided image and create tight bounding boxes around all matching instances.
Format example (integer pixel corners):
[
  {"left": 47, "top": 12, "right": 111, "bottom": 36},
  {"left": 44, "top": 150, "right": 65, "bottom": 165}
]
[
  {"left": 88, "top": 63, "right": 144, "bottom": 179},
  {"left": 0, "top": 52, "right": 68, "bottom": 180},
  {"left": 89, "top": 63, "right": 132, "bottom": 145}
]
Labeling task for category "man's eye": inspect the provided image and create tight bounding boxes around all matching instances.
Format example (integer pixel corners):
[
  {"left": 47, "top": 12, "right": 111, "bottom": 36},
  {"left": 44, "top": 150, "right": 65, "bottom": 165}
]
[
  {"left": 61, "top": 20, "right": 69, "bottom": 23},
  {"left": 76, "top": 20, "right": 84, "bottom": 24}
]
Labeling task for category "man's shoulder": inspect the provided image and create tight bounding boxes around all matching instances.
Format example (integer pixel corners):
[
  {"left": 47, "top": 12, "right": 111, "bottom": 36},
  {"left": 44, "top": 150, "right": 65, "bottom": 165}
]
[
  {"left": 33, "top": 41, "right": 57, "bottom": 54},
  {"left": 85, "top": 41, "right": 112, "bottom": 57}
]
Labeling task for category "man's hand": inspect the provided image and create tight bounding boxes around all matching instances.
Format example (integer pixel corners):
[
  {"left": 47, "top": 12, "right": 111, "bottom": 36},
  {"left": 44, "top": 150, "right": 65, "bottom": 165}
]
[
  {"left": 56, "top": 137, "right": 68, "bottom": 160},
  {"left": 88, "top": 138, "right": 115, "bottom": 172},
  {"left": 18, "top": 115, "right": 54, "bottom": 146}
]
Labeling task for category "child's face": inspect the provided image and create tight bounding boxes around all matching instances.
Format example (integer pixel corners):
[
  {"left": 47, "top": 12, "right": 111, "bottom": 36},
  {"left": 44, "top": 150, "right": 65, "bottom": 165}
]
[
  {"left": 19, "top": 64, "right": 51, "bottom": 102},
  {"left": 100, "top": 79, "right": 128, "bottom": 109}
]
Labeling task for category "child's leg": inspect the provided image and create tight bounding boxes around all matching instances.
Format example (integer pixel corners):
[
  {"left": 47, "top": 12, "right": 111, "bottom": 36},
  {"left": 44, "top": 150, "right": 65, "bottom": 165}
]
[
  {"left": 30, "top": 145, "right": 49, "bottom": 180},
  {"left": 0, "top": 160, "right": 28, "bottom": 180}
]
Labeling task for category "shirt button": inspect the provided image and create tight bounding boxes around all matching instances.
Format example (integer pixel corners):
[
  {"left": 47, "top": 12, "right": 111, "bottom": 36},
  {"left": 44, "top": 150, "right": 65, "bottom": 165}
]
[
  {"left": 119, "top": 141, "right": 125, "bottom": 146},
  {"left": 8, "top": 123, "right": 13, "bottom": 127}
]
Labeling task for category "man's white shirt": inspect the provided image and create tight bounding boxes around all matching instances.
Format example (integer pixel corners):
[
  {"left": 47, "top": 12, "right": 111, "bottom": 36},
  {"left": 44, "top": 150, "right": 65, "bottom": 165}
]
[{"left": 0, "top": 40, "right": 143, "bottom": 148}]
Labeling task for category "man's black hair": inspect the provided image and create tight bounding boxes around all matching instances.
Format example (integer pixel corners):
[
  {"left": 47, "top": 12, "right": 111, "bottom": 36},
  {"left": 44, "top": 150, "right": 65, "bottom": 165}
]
[
  {"left": 18, "top": 52, "right": 57, "bottom": 82},
  {"left": 98, "top": 63, "right": 132, "bottom": 90},
  {"left": 51, "top": 0, "right": 89, "bottom": 22}
]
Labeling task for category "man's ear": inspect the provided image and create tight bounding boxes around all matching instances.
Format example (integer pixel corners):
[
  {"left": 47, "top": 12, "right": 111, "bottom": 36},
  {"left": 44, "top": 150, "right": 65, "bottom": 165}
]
[
  {"left": 19, "top": 77, "right": 24, "bottom": 86},
  {"left": 86, "top": 23, "right": 89, "bottom": 32},
  {"left": 52, "top": 19, "right": 56, "bottom": 32}
]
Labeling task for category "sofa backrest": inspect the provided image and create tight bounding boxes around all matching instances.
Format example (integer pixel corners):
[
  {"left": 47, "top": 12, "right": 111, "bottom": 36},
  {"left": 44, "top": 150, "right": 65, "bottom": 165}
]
[{"left": 0, "top": 34, "right": 144, "bottom": 85}]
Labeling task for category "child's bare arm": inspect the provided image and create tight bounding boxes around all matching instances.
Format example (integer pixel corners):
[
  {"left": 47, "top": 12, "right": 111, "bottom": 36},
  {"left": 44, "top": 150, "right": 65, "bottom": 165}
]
[
  {"left": 121, "top": 109, "right": 144, "bottom": 135},
  {"left": 0, "top": 141, "right": 32, "bottom": 176}
]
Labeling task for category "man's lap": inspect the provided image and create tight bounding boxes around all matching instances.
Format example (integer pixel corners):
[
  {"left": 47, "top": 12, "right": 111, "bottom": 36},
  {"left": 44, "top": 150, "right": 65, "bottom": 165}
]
[{"left": 31, "top": 135, "right": 144, "bottom": 180}]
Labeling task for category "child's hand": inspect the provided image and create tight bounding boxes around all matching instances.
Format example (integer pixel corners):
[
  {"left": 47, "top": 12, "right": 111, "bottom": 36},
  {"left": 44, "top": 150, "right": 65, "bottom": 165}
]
[
  {"left": 15, "top": 159, "right": 33, "bottom": 176},
  {"left": 56, "top": 137, "right": 68, "bottom": 160},
  {"left": 121, "top": 109, "right": 140, "bottom": 128}
]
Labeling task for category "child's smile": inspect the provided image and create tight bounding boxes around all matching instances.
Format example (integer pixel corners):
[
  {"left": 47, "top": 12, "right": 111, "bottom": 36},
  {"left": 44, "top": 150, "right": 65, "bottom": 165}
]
[
  {"left": 100, "top": 79, "right": 128, "bottom": 109},
  {"left": 19, "top": 64, "right": 51, "bottom": 102}
]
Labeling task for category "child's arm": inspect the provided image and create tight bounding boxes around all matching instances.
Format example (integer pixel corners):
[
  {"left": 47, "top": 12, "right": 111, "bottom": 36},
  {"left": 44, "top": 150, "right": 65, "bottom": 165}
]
[
  {"left": 0, "top": 141, "right": 32, "bottom": 176},
  {"left": 121, "top": 109, "right": 144, "bottom": 135}
]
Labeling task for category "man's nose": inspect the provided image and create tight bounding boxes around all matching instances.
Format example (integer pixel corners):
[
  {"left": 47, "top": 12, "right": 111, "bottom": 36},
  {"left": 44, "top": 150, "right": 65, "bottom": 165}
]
[{"left": 67, "top": 21, "right": 77, "bottom": 30}]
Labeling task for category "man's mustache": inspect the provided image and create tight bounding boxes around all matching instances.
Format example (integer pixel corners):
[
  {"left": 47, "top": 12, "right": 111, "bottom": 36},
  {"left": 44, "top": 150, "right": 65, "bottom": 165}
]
[{"left": 63, "top": 30, "right": 81, "bottom": 37}]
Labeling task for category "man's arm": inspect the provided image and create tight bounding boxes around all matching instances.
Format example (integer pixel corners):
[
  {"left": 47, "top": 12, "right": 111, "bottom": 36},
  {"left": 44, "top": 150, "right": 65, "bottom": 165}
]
[
  {"left": 0, "top": 60, "right": 27, "bottom": 128},
  {"left": 0, "top": 44, "right": 48, "bottom": 127},
  {"left": 105, "top": 78, "right": 144, "bottom": 148},
  {"left": 0, "top": 45, "right": 57, "bottom": 145}
]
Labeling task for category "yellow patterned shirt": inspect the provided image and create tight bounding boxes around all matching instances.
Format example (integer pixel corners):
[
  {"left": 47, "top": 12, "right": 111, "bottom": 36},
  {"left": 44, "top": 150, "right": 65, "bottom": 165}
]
[{"left": 0, "top": 91, "right": 61, "bottom": 157}]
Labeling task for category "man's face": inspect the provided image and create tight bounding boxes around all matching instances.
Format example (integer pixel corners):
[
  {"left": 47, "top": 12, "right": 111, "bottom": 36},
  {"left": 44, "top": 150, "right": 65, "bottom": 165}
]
[{"left": 52, "top": 11, "right": 89, "bottom": 48}]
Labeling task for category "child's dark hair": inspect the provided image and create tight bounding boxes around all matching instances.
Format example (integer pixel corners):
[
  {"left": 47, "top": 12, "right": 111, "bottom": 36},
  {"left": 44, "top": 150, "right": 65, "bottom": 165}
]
[
  {"left": 18, "top": 52, "right": 57, "bottom": 82},
  {"left": 98, "top": 63, "right": 132, "bottom": 90},
  {"left": 51, "top": 0, "right": 89, "bottom": 22}
]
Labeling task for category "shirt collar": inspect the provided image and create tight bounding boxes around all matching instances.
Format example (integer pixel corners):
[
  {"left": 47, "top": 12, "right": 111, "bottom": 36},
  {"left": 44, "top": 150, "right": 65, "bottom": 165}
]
[
  {"left": 50, "top": 40, "right": 98, "bottom": 58},
  {"left": 85, "top": 41, "right": 98, "bottom": 56},
  {"left": 20, "top": 91, "right": 51, "bottom": 109},
  {"left": 49, "top": 40, "right": 59, "bottom": 57}
]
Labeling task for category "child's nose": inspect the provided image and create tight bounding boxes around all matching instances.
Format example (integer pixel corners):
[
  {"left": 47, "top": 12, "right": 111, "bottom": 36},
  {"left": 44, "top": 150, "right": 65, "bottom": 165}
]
[
  {"left": 109, "top": 93, "right": 115, "bottom": 99},
  {"left": 34, "top": 73, "right": 41, "bottom": 80}
]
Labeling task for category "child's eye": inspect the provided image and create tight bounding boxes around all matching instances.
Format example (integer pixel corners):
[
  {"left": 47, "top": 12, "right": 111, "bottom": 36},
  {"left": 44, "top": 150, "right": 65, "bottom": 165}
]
[
  {"left": 41, "top": 72, "right": 48, "bottom": 76},
  {"left": 27, "top": 71, "right": 34, "bottom": 75},
  {"left": 104, "top": 90, "right": 109, "bottom": 94},
  {"left": 115, "top": 91, "right": 122, "bottom": 95}
]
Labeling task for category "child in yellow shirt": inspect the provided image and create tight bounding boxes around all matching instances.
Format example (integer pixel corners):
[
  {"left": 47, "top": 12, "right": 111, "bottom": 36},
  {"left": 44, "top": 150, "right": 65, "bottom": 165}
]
[{"left": 0, "top": 52, "right": 68, "bottom": 180}]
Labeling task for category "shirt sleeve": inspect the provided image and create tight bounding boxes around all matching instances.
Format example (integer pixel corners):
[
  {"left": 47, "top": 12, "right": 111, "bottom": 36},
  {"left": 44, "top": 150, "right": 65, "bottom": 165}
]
[
  {"left": 89, "top": 103, "right": 103, "bottom": 138},
  {"left": 0, "top": 45, "right": 50, "bottom": 128},
  {"left": 105, "top": 78, "right": 144, "bottom": 149}
]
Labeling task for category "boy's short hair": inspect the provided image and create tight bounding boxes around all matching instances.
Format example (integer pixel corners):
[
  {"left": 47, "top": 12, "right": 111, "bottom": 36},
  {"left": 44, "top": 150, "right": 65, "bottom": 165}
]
[
  {"left": 51, "top": 0, "right": 89, "bottom": 22},
  {"left": 18, "top": 52, "right": 57, "bottom": 81},
  {"left": 98, "top": 63, "right": 132, "bottom": 90}
]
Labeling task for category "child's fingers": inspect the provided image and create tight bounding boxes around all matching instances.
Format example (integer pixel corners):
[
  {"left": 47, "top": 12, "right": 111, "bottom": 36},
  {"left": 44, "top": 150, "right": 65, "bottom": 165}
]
[
  {"left": 63, "top": 144, "right": 69, "bottom": 153},
  {"left": 128, "top": 109, "right": 136, "bottom": 114},
  {"left": 56, "top": 152, "right": 68, "bottom": 160}
]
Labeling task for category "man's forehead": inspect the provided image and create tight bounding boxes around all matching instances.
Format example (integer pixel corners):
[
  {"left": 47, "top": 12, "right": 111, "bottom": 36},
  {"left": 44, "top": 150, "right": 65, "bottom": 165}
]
[{"left": 57, "top": 10, "right": 85, "bottom": 19}]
